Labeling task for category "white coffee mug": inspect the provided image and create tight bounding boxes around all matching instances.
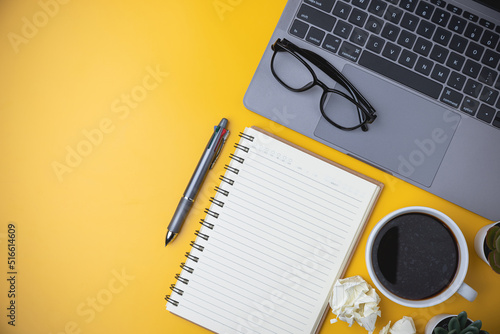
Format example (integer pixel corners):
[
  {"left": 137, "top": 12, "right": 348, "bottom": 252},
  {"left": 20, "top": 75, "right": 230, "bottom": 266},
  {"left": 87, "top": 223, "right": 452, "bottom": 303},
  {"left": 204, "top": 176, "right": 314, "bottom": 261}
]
[{"left": 365, "top": 206, "right": 477, "bottom": 308}]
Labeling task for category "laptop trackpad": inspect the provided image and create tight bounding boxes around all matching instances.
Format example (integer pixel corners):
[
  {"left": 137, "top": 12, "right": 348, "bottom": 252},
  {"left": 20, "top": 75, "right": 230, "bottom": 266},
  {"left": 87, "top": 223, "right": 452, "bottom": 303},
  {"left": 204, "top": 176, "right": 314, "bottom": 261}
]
[{"left": 314, "top": 65, "right": 459, "bottom": 187}]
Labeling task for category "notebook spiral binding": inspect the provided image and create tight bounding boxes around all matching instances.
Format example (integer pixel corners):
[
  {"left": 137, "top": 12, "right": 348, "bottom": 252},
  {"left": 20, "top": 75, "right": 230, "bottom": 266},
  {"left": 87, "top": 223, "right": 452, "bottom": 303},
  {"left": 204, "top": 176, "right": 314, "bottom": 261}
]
[{"left": 165, "top": 132, "right": 255, "bottom": 307}]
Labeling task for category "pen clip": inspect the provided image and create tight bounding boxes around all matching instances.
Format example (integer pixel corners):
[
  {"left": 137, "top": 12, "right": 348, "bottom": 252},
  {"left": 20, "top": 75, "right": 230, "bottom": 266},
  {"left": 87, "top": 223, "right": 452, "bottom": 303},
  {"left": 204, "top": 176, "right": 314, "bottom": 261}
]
[{"left": 210, "top": 128, "right": 229, "bottom": 169}]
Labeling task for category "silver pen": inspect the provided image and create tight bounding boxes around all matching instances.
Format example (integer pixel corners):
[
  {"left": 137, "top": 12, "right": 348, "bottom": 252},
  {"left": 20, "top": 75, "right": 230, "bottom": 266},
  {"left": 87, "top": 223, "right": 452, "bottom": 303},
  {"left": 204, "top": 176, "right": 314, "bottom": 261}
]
[{"left": 165, "top": 118, "right": 229, "bottom": 246}]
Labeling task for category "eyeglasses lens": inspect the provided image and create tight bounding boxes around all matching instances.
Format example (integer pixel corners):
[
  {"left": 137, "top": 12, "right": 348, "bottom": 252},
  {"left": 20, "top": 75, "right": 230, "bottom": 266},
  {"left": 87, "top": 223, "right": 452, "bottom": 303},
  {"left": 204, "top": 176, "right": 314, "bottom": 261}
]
[
  {"left": 322, "top": 90, "right": 367, "bottom": 129},
  {"left": 272, "top": 50, "right": 314, "bottom": 91}
]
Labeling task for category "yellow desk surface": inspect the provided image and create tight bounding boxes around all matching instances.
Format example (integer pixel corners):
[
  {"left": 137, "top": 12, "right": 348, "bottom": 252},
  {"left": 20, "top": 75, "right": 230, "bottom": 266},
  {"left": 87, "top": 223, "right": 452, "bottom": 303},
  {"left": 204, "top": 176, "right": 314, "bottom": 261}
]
[{"left": 0, "top": 1, "right": 498, "bottom": 333}]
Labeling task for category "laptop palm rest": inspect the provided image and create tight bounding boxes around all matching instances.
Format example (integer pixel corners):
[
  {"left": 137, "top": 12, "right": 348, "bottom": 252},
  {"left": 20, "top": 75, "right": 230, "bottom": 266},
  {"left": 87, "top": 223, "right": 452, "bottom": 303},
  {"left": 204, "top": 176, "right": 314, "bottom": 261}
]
[{"left": 314, "top": 64, "right": 459, "bottom": 187}]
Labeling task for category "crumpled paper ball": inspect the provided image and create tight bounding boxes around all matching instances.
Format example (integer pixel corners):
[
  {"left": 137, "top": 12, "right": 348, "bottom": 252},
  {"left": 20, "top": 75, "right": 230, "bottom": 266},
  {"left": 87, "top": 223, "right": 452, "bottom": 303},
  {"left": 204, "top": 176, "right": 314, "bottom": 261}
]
[
  {"left": 329, "top": 275, "right": 381, "bottom": 333},
  {"left": 379, "top": 316, "right": 416, "bottom": 334}
]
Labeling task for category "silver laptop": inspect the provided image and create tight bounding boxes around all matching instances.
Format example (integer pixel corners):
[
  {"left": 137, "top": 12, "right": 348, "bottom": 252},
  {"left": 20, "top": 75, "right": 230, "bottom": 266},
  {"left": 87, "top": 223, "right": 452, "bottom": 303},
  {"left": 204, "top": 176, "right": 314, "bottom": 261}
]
[{"left": 244, "top": 0, "right": 500, "bottom": 221}]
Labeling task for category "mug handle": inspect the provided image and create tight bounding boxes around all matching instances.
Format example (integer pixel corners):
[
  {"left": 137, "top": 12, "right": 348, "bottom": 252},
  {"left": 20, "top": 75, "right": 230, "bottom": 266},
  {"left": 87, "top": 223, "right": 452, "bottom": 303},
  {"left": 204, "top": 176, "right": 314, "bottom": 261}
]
[{"left": 457, "top": 282, "right": 477, "bottom": 301}]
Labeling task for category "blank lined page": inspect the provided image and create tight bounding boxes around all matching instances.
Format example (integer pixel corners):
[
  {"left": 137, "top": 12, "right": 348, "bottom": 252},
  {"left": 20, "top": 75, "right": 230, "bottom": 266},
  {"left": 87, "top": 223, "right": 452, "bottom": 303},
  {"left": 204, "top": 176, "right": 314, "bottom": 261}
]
[{"left": 167, "top": 127, "right": 382, "bottom": 334}]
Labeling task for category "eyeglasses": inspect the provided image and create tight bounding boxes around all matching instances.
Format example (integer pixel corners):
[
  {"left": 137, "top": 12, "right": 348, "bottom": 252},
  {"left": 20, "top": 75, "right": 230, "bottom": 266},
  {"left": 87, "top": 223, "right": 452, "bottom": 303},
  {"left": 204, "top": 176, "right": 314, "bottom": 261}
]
[{"left": 270, "top": 38, "right": 377, "bottom": 131}]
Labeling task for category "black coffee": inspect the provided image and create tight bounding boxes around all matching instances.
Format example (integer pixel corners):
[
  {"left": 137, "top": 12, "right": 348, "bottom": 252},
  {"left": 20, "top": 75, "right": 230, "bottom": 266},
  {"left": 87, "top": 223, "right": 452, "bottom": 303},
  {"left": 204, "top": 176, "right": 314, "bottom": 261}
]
[{"left": 371, "top": 213, "right": 458, "bottom": 300}]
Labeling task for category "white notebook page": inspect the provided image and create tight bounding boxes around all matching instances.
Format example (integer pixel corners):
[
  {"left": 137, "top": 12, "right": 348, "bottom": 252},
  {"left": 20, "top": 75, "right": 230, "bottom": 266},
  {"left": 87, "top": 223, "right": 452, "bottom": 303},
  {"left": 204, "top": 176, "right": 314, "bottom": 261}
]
[{"left": 167, "top": 127, "right": 381, "bottom": 334}]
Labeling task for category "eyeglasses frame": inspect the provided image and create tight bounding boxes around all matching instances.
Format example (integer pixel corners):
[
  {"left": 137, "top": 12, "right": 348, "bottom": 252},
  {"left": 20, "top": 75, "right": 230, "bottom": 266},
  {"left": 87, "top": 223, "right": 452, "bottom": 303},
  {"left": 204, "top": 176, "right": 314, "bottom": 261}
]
[{"left": 270, "top": 38, "right": 377, "bottom": 131}]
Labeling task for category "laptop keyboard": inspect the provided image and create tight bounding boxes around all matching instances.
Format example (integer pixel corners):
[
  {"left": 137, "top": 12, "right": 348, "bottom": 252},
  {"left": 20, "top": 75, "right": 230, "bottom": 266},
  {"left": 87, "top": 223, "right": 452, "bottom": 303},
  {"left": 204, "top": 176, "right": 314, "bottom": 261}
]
[{"left": 289, "top": 0, "right": 500, "bottom": 128}]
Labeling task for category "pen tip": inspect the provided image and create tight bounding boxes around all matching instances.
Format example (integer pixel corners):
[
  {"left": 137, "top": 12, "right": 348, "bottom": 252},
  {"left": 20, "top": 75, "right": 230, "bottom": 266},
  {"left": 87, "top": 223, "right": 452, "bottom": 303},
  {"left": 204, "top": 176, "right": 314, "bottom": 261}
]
[{"left": 165, "top": 231, "right": 176, "bottom": 247}]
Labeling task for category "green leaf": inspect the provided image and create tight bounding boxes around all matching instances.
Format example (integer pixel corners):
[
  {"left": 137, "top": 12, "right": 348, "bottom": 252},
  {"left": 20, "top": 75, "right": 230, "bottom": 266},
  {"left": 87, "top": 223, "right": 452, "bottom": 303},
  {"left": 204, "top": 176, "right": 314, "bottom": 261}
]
[
  {"left": 496, "top": 233, "right": 500, "bottom": 251},
  {"left": 461, "top": 325, "right": 480, "bottom": 334},
  {"left": 488, "top": 251, "right": 500, "bottom": 274},
  {"left": 449, "top": 330, "right": 458, "bottom": 334},
  {"left": 449, "top": 317, "right": 460, "bottom": 331},
  {"left": 434, "top": 327, "right": 447, "bottom": 334},
  {"left": 457, "top": 311, "right": 467, "bottom": 328},
  {"left": 494, "top": 228, "right": 500, "bottom": 250},
  {"left": 470, "top": 320, "right": 482, "bottom": 330},
  {"left": 479, "top": 331, "right": 489, "bottom": 334},
  {"left": 486, "top": 226, "right": 500, "bottom": 250}
]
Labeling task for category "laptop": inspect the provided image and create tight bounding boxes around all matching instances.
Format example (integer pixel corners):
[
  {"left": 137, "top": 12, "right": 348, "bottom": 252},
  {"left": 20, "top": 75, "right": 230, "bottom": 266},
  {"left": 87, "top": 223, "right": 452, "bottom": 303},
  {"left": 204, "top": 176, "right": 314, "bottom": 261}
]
[{"left": 244, "top": 0, "right": 500, "bottom": 221}]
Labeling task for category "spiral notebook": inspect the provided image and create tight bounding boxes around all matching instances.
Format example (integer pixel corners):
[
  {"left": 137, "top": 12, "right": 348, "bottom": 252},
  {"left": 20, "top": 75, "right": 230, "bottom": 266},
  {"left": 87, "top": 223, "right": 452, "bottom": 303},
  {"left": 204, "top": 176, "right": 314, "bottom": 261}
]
[{"left": 166, "top": 127, "right": 383, "bottom": 334}]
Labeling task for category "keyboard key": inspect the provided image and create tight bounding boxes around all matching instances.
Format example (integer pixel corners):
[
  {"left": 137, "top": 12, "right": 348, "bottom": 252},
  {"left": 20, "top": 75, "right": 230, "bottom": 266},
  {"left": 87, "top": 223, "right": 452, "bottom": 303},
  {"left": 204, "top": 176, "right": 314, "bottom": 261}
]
[
  {"left": 322, "top": 34, "right": 342, "bottom": 53},
  {"left": 478, "top": 66, "right": 498, "bottom": 86},
  {"left": 479, "top": 18, "right": 495, "bottom": 30},
  {"left": 298, "top": 4, "right": 337, "bottom": 31},
  {"left": 449, "top": 35, "right": 468, "bottom": 53},
  {"left": 461, "top": 96, "right": 479, "bottom": 115},
  {"left": 465, "top": 42, "right": 484, "bottom": 61},
  {"left": 480, "top": 87, "right": 499, "bottom": 106},
  {"left": 290, "top": 19, "right": 309, "bottom": 39},
  {"left": 352, "top": 0, "right": 370, "bottom": 10},
  {"left": 440, "top": 87, "right": 463, "bottom": 108},
  {"left": 359, "top": 51, "right": 443, "bottom": 99},
  {"left": 365, "top": 15, "right": 384, "bottom": 34},
  {"left": 433, "top": 27, "right": 452, "bottom": 46},
  {"left": 416, "top": 20, "right": 436, "bottom": 38},
  {"left": 384, "top": 5, "right": 403, "bottom": 24},
  {"left": 430, "top": 44, "right": 449, "bottom": 63},
  {"left": 430, "top": 0, "right": 446, "bottom": 8},
  {"left": 415, "top": 2, "right": 435, "bottom": 19},
  {"left": 304, "top": 0, "right": 335, "bottom": 13},
  {"left": 334, "top": 21, "right": 353, "bottom": 39},
  {"left": 464, "top": 23, "right": 483, "bottom": 41},
  {"left": 397, "top": 30, "right": 417, "bottom": 48},
  {"left": 339, "top": 41, "right": 363, "bottom": 62},
  {"left": 350, "top": 27, "right": 369, "bottom": 46},
  {"left": 414, "top": 37, "right": 432, "bottom": 56},
  {"left": 400, "top": 0, "right": 418, "bottom": 12},
  {"left": 368, "top": 0, "right": 387, "bottom": 16},
  {"left": 480, "top": 30, "right": 499, "bottom": 49},
  {"left": 415, "top": 56, "right": 434, "bottom": 75},
  {"left": 366, "top": 35, "right": 385, "bottom": 53},
  {"left": 349, "top": 8, "right": 368, "bottom": 27},
  {"left": 448, "top": 71, "right": 466, "bottom": 90},
  {"left": 448, "top": 15, "right": 467, "bottom": 34},
  {"left": 482, "top": 49, "right": 500, "bottom": 69},
  {"left": 332, "top": 1, "right": 352, "bottom": 20},
  {"left": 462, "top": 59, "right": 481, "bottom": 78},
  {"left": 477, "top": 104, "right": 495, "bottom": 123},
  {"left": 446, "top": 52, "right": 465, "bottom": 71},
  {"left": 401, "top": 12, "right": 420, "bottom": 31},
  {"left": 463, "top": 11, "right": 478, "bottom": 22},
  {"left": 431, "top": 8, "right": 451, "bottom": 27},
  {"left": 381, "top": 23, "right": 401, "bottom": 41},
  {"left": 399, "top": 49, "right": 419, "bottom": 68},
  {"left": 382, "top": 42, "right": 402, "bottom": 60},
  {"left": 464, "top": 79, "right": 483, "bottom": 97},
  {"left": 446, "top": 4, "right": 462, "bottom": 15},
  {"left": 306, "top": 26, "right": 326, "bottom": 46},
  {"left": 431, "top": 64, "right": 450, "bottom": 83}
]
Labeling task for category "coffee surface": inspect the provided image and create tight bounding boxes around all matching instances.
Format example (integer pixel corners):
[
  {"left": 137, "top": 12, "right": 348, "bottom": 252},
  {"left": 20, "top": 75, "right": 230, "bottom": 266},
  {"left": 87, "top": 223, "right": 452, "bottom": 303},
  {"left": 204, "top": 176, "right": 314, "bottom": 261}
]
[{"left": 371, "top": 213, "right": 458, "bottom": 300}]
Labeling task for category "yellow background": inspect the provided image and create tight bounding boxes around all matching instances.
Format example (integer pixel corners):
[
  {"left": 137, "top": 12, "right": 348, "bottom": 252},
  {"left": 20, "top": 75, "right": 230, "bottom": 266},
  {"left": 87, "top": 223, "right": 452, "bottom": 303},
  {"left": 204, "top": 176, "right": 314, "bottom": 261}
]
[{"left": 0, "top": 1, "right": 498, "bottom": 333}]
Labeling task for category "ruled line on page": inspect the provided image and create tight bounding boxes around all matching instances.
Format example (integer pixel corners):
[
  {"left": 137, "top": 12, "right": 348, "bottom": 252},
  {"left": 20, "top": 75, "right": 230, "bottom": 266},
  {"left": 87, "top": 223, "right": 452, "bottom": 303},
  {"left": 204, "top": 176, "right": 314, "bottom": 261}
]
[
  {"left": 196, "top": 254, "right": 318, "bottom": 308},
  {"left": 225, "top": 183, "right": 350, "bottom": 235},
  {"left": 235, "top": 174, "right": 354, "bottom": 227},
  {"left": 250, "top": 150, "right": 364, "bottom": 204},
  {"left": 220, "top": 190, "right": 348, "bottom": 245},
  {"left": 223, "top": 207, "right": 342, "bottom": 252},
  {"left": 179, "top": 289, "right": 289, "bottom": 334},
  {"left": 207, "top": 236, "right": 328, "bottom": 291},
  {"left": 211, "top": 227, "right": 331, "bottom": 285},
  {"left": 243, "top": 161, "right": 361, "bottom": 214},
  {"left": 191, "top": 259, "right": 312, "bottom": 323}
]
